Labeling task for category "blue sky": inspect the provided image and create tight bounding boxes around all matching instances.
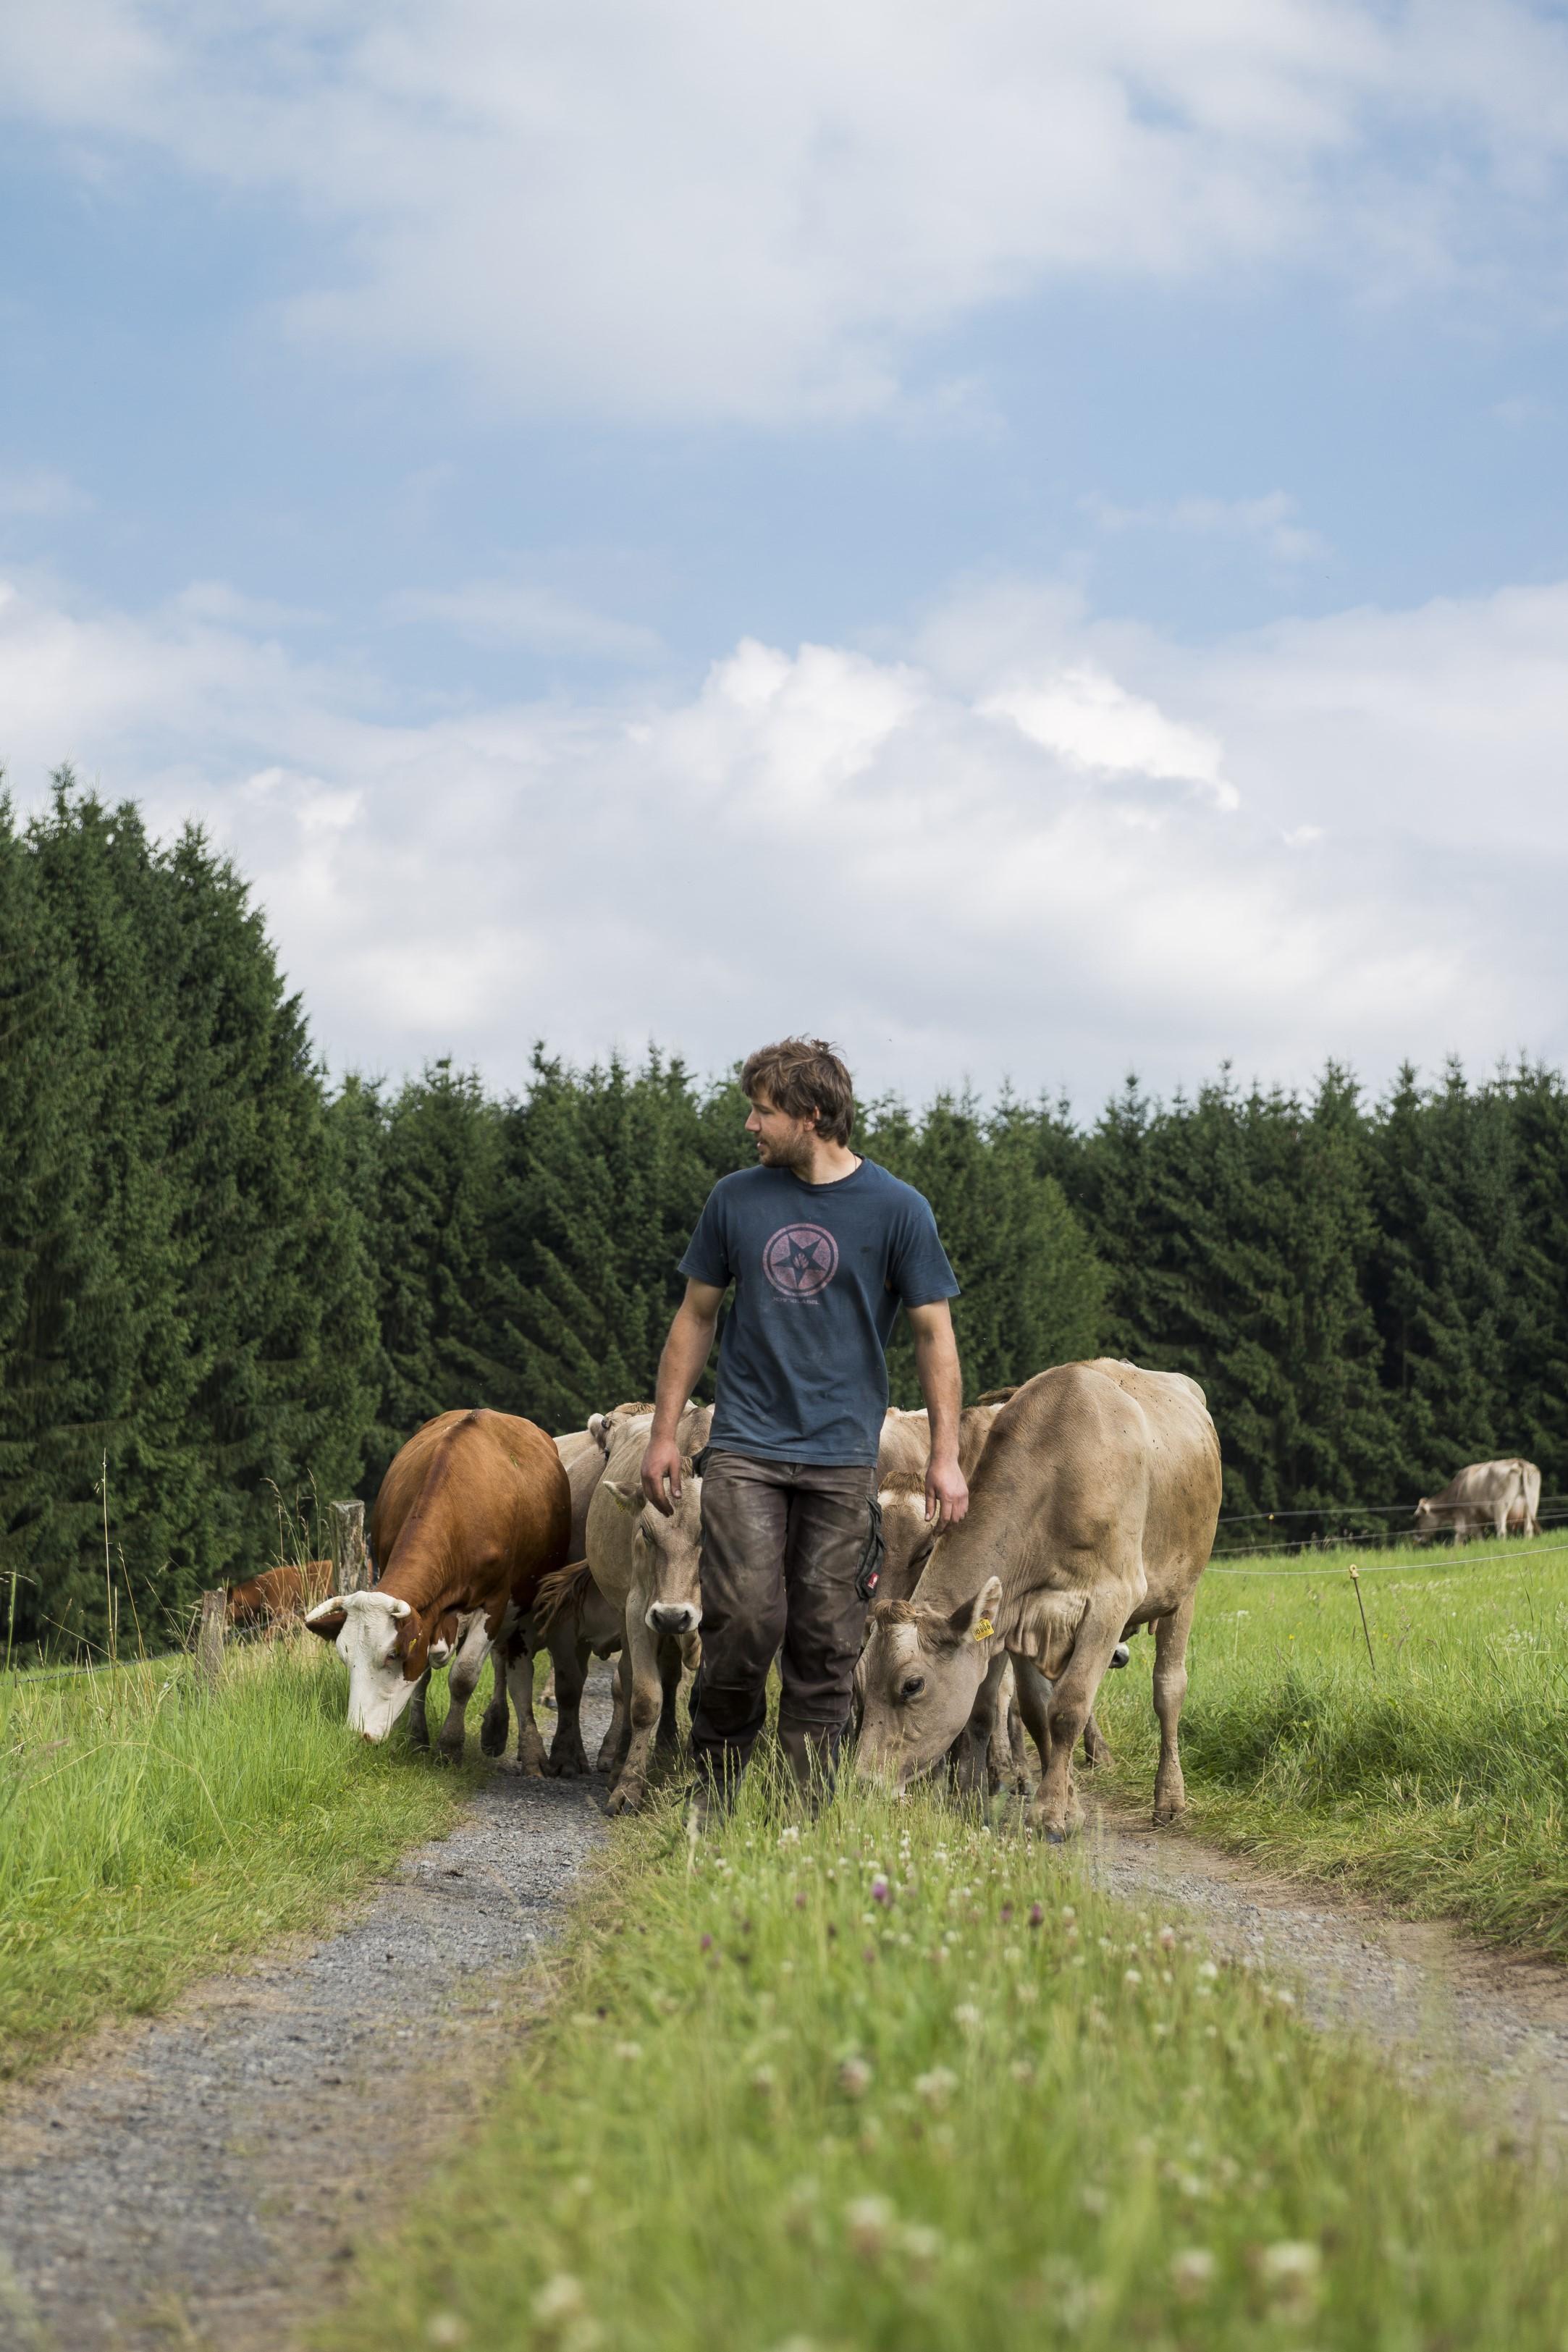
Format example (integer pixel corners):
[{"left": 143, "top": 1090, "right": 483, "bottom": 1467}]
[{"left": 3, "top": 2, "right": 1568, "bottom": 1112}]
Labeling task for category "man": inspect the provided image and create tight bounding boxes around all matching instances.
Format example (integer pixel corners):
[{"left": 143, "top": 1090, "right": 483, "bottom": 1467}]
[{"left": 640, "top": 1036, "right": 968, "bottom": 1816}]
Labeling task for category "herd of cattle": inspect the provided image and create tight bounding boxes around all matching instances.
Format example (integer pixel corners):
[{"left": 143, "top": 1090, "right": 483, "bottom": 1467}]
[{"left": 220, "top": 1369, "right": 1546, "bottom": 1842}]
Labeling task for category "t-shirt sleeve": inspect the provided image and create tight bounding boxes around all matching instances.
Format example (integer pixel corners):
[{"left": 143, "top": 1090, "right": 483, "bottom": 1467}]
[
  {"left": 678, "top": 1184, "right": 733, "bottom": 1290},
  {"left": 890, "top": 1192, "right": 961, "bottom": 1309}
]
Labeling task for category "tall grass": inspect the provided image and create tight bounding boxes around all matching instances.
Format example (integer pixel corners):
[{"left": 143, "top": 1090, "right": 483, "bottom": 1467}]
[
  {"left": 1100, "top": 1530, "right": 1568, "bottom": 1950},
  {"left": 0, "top": 1638, "right": 474, "bottom": 2078},
  {"left": 321, "top": 1773, "right": 1568, "bottom": 2352}
]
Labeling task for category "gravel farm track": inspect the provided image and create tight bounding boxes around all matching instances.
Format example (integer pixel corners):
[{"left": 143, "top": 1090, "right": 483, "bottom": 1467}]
[{"left": 7, "top": 1677, "right": 1568, "bottom": 2350}]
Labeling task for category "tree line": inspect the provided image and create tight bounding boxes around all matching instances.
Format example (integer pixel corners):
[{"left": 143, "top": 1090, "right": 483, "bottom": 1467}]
[{"left": 3, "top": 783, "right": 1563, "bottom": 1653}]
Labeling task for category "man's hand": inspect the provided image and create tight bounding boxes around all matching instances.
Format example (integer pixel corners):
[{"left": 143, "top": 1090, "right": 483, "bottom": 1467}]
[
  {"left": 925, "top": 1451, "right": 969, "bottom": 1530},
  {"left": 641, "top": 1435, "right": 684, "bottom": 1517}
]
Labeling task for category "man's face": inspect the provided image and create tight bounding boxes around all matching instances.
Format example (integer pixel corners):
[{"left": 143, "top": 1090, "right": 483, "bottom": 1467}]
[{"left": 746, "top": 1089, "right": 817, "bottom": 1172}]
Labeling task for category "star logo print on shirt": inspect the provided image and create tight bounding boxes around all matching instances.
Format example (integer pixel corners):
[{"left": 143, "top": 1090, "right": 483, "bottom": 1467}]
[{"left": 762, "top": 1221, "right": 840, "bottom": 1299}]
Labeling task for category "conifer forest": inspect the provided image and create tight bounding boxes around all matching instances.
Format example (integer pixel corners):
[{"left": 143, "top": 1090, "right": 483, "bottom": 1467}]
[{"left": 5, "top": 782, "right": 1564, "bottom": 1653}]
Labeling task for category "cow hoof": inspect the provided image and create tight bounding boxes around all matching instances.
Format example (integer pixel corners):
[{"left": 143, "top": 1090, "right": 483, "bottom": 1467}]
[
  {"left": 547, "top": 1748, "right": 589, "bottom": 1779},
  {"left": 1152, "top": 1803, "right": 1184, "bottom": 1828},
  {"left": 604, "top": 1781, "right": 643, "bottom": 1817}
]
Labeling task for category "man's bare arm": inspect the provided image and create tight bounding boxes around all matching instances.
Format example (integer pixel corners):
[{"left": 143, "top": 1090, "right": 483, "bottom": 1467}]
[
  {"left": 907, "top": 1299, "right": 969, "bottom": 1528},
  {"left": 641, "top": 1278, "right": 724, "bottom": 1514}
]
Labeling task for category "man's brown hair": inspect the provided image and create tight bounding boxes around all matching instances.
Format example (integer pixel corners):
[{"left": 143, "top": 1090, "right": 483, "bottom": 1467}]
[{"left": 741, "top": 1037, "right": 855, "bottom": 1148}]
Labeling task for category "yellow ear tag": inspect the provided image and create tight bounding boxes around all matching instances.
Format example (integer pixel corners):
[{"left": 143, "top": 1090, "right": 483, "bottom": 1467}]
[{"left": 971, "top": 1617, "right": 995, "bottom": 1642}]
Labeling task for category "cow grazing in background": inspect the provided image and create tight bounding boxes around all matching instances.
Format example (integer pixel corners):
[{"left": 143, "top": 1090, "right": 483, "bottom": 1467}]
[
  {"left": 584, "top": 1411, "right": 712, "bottom": 1814},
  {"left": 856, "top": 1360, "right": 1221, "bottom": 1841},
  {"left": 227, "top": 1559, "right": 334, "bottom": 1628},
  {"left": 305, "top": 1409, "right": 570, "bottom": 1753},
  {"left": 1414, "top": 1459, "right": 1542, "bottom": 1543}
]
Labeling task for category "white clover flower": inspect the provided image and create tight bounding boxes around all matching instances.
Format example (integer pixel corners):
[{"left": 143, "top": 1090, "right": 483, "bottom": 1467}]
[
  {"left": 1170, "top": 2248, "right": 1215, "bottom": 2299},
  {"left": 751, "top": 2065, "right": 777, "bottom": 2096},
  {"left": 838, "top": 2056, "right": 873, "bottom": 2098},
  {"left": 1262, "top": 2241, "right": 1320, "bottom": 2287},
  {"left": 1124, "top": 1968, "right": 1142, "bottom": 1986},
  {"left": 532, "top": 2275, "right": 587, "bottom": 2325},
  {"left": 425, "top": 2317, "right": 468, "bottom": 2348},
  {"left": 845, "top": 2195, "right": 897, "bottom": 2258},
  {"left": 1197, "top": 1960, "right": 1219, "bottom": 1981},
  {"left": 612, "top": 2040, "right": 642, "bottom": 2061},
  {"left": 953, "top": 2003, "right": 983, "bottom": 2033},
  {"left": 915, "top": 2067, "right": 958, "bottom": 2107},
  {"left": 778, "top": 1825, "right": 801, "bottom": 1846}
]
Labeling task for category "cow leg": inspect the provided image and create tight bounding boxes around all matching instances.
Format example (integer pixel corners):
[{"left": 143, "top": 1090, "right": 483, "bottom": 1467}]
[
  {"left": 950, "top": 1648, "right": 1007, "bottom": 1798},
  {"left": 653, "top": 1633, "right": 683, "bottom": 1759},
  {"left": 1010, "top": 1651, "right": 1053, "bottom": 1782},
  {"left": 545, "top": 1630, "right": 591, "bottom": 1778},
  {"left": 1082, "top": 1709, "right": 1113, "bottom": 1769},
  {"left": 405, "top": 1666, "right": 432, "bottom": 1752},
  {"left": 1031, "top": 1595, "right": 1136, "bottom": 1844},
  {"left": 436, "top": 1614, "right": 492, "bottom": 1765},
  {"left": 596, "top": 1648, "right": 631, "bottom": 1774},
  {"left": 605, "top": 1604, "right": 662, "bottom": 1816},
  {"left": 503, "top": 1643, "right": 547, "bottom": 1776},
  {"left": 479, "top": 1638, "right": 512, "bottom": 1758},
  {"left": 1151, "top": 1595, "right": 1196, "bottom": 1826}
]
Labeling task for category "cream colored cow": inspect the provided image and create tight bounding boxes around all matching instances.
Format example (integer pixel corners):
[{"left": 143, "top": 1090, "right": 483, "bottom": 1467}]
[
  {"left": 856, "top": 1360, "right": 1221, "bottom": 1842},
  {"left": 1415, "top": 1459, "right": 1541, "bottom": 1543}
]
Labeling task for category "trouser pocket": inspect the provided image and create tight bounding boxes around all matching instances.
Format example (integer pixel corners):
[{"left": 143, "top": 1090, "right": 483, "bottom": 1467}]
[{"left": 854, "top": 1495, "right": 885, "bottom": 1602}]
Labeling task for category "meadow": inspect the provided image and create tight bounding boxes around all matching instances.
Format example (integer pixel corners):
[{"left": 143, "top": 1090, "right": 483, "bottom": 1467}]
[
  {"left": 1097, "top": 1527, "right": 1568, "bottom": 1954},
  {"left": 0, "top": 1636, "right": 475, "bottom": 2079},
  {"left": 321, "top": 1772, "right": 1568, "bottom": 2352}
]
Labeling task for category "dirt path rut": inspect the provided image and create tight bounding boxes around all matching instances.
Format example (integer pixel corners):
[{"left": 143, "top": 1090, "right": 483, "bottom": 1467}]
[
  {"left": 1084, "top": 1794, "right": 1568, "bottom": 2137},
  {"left": 0, "top": 1674, "right": 612, "bottom": 2352}
]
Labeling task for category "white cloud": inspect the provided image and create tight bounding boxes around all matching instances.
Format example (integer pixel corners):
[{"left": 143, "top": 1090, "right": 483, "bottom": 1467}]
[
  {"left": 0, "top": 466, "right": 91, "bottom": 519},
  {"left": 4, "top": 3, "right": 1568, "bottom": 421},
  {"left": 386, "top": 581, "right": 662, "bottom": 664},
  {"left": 0, "top": 560, "right": 1564, "bottom": 1107},
  {"left": 1089, "top": 490, "right": 1330, "bottom": 565}
]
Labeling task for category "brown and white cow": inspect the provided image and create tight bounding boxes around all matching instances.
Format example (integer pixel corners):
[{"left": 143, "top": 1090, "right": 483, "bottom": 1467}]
[
  {"left": 227, "top": 1559, "right": 334, "bottom": 1629},
  {"left": 584, "top": 1412, "right": 712, "bottom": 1815},
  {"left": 305, "top": 1409, "right": 570, "bottom": 1752},
  {"left": 856, "top": 1360, "right": 1221, "bottom": 1842},
  {"left": 1414, "top": 1458, "right": 1542, "bottom": 1543}
]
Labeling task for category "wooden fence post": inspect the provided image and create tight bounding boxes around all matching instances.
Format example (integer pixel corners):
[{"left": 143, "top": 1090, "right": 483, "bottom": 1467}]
[
  {"left": 331, "top": 1499, "right": 370, "bottom": 1595},
  {"left": 196, "top": 1589, "right": 227, "bottom": 1684}
]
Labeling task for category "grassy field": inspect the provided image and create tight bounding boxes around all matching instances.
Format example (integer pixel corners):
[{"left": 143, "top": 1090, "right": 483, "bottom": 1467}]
[
  {"left": 321, "top": 1771, "right": 1568, "bottom": 2352},
  {"left": 0, "top": 1635, "right": 479, "bottom": 2080},
  {"left": 1099, "top": 1529, "right": 1568, "bottom": 1953}
]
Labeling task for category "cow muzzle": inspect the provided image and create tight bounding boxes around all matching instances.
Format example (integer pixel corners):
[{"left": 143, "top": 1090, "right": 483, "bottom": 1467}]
[{"left": 646, "top": 1602, "right": 701, "bottom": 1637}]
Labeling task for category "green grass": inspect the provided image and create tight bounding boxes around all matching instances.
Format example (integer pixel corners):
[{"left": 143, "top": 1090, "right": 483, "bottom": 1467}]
[
  {"left": 319, "top": 1773, "right": 1568, "bottom": 2352},
  {"left": 1099, "top": 1529, "right": 1568, "bottom": 1953},
  {"left": 0, "top": 1635, "right": 478, "bottom": 2079}
]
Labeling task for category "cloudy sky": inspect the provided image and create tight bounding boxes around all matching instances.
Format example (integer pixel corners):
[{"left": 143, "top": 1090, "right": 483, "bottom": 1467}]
[{"left": 3, "top": 1, "right": 1567, "bottom": 1113}]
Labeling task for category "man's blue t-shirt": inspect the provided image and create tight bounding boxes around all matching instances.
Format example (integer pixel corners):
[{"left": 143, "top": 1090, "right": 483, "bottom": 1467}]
[{"left": 678, "top": 1159, "right": 959, "bottom": 1466}]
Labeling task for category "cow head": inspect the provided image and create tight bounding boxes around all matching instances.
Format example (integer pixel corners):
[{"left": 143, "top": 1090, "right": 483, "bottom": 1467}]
[
  {"left": 304, "top": 1590, "right": 430, "bottom": 1740},
  {"left": 855, "top": 1577, "right": 1004, "bottom": 1787},
  {"left": 602, "top": 1464, "right": 704, "bottom": 1648},
  {"left": 1412, "top": 1498, "right": 1440, "bottom": 1542}
]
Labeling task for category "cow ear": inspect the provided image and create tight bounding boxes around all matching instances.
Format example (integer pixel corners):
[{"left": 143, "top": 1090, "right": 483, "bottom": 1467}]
[
  {"left": 304, "top": 1600, "right": 347, "bottom": 1641},
  {"left": 946, "top": 1576, "right": 1003, "bottom": 1646},
  {"left": 603, "top": 1478, "right": 643, "bottom": 1515},
  {"left": 589, "top": 1414, "right": 611, "bottom": 1456}
]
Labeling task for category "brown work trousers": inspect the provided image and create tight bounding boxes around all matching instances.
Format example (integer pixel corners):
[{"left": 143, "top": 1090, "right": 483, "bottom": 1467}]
[{"left": 691, "top": 1451, "right": 879, "bottom": 1784}]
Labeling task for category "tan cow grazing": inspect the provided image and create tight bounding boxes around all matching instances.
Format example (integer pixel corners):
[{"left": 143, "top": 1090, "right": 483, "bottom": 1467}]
[
  {"left": 856, "top": 1360, "right": 1221, "bottom": 1842},
  {"left": 584, "top": 1412, "right": 712, "bottom": 1815},
  {"left": 872, "top": 1401, "right": 1119, "bottom": 1790},
  {"left": 305, "top": 1409, "right": 570, "bottom": 1753},
  {"left": 1414, "top": 1458, "right": 1542, "bottom": 1543},
  {"left": 227, "top": 1559, "right": 334, "bottom": 1628}
]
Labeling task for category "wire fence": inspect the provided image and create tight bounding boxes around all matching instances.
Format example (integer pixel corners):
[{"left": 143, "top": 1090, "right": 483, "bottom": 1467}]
[{"left": 1209, "top": 1489, "right": 1567, "bottom": 1561}]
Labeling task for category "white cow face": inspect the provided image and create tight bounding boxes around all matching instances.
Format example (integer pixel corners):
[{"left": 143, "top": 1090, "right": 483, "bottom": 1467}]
[{"left": 305, "top": 1590, "right": 422, "bottom": 1741}]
